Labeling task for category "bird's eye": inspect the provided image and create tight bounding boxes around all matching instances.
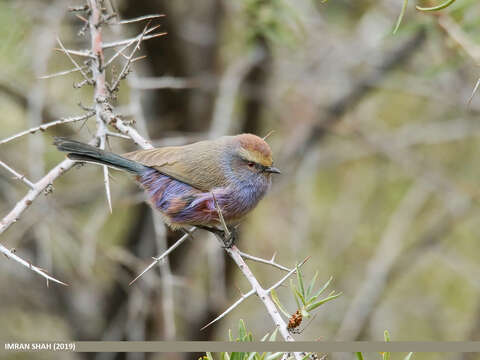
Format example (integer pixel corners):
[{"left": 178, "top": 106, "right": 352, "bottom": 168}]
[{"left": 247, "top": 162, "right": 256, "bottom": 169}]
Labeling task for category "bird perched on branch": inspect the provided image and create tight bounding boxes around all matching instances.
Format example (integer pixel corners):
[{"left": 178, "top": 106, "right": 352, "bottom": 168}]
[{"left": 54, "top": 134, "right": 280, "bottom": 246}]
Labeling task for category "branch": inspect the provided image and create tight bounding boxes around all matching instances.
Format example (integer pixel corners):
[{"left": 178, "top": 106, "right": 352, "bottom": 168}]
[
  {"left": 56, "top": 36, "right": 93, "bottom": 86},
  {"left": 38, "top": 65, "right": 88, "bottom": 80},
  {"left": 110, "top": 23, "right": 151, "bottom": 92},
  {"left": 209, "top": 197, "right": 302, "bottom": 357},
  {"left": 102, "top": 32, "right": 167, "bottom": 50},
  {"left": 111, "top": 14, "right": 165, "bottom": 25},
  {"left": 0, "top": 159, "right": 35, "bottom": 189},
  {"left": 0, "top": 244, "right": 68, "bottom": 286},
  {"left": 224, "top": 245, "right": 302, "bottom": 359},
  {"left": 200, "top": 289, "right": 256, "bottom": 331},
  {"left": 0, "top": 112, "right": 95, "bottom": 145},
  {"left": 238, "top": 250, "right": 291, "bottom": 272},
  {"left": 0, "top": 158, "right": 75, "bottom": 236},
  {"left": 129, "top": 228, "right": 196, "bottom": 285},
  {"left": 201, "top": 256, "right": 308, "bottom": 331},
  {"left": 103, "top": 25, "right": 162, "bottom": 70}
]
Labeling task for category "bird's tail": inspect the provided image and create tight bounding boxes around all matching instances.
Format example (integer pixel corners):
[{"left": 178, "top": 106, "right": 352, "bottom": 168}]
[{"left": 54, "top": 137, "right": 149, "bottom": 174}]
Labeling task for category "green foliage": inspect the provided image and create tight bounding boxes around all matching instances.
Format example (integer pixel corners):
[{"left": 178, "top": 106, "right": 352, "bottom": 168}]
[
  {"left": 201, "top": 319, "right": 285, "bottom": 360},
  {"left": 271, "top": 267, "right": 341, "bottom": 326}
]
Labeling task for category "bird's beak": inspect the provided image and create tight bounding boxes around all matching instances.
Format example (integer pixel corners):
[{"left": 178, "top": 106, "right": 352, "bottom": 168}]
[{"left": 264, "top": 166, "right": 281, "bottom": 174}]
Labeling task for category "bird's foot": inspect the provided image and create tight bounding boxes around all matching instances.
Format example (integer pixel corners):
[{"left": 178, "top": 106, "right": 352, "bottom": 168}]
[{"left": 197, "top": 225, "right": 237, "bottom": 248}]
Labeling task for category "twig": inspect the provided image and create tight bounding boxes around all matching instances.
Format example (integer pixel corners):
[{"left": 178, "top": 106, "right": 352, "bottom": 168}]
[
  {"left": 0, "top": 244, "right": 68, "bottom": 286},
  {"left": 0, "top": 158, "right": 75, "bottom": 237},
  {"left": 201, "top": 256, "right": 308, "bottom": 331},
  {"left": 87, "top": 0, "right": 112, "bottom": 213},
  {"left": 39, "top": 65, "right": 88, "bottom": 79},
  {"left": 238, "top": 250, "right": 291, "bottom": 272},
  {"left": 129, "top": 76, "right": 198, "bottom": 90},
  {"left": 111, "top": 14, "right": 165, "bottom": 25},
  {"left": 265, "top": 257, "right": 309, "bottom": 293},
  {"left": 224, "top": 245, "right": 302, "bottom": 359},
  {"left": 0, "top": 160, "right": 35, "bottom": 189},
  {"left": 109, "top": 116, "right": 154, "bottom": 149},
  {"left": 102, "top": 32, "right": 167, "bottom": 50},
  {"left": 103, "top": 25, "right": 162, "bottom": 70},
  {"left": 200, "top": 289, "right": 256, "bottom": 331},
  {"left": 129, "top": 228, "right": 196, "bottom": 285},
  {"left": 99, "top": 133, "right": 112, "bottom": 213},
  {"left": 56, "top": 37, "right": 93, "bottom": 85},
  {"left": 110, "top": 23, "right": 151, "bottom": 91},
  {"left": 0, "top": 112, "right": 95, "bottom": 145},
  {"left": 209, "top": 194, "right": 302, "bottom": 357},
  {"left": 105, "top": 130, "right": 130, "bottom": 139},
  {"left": 152, "top": 212, "right": 176, "bottom": 340},
  {"left": 53, "top": 47, "right": 93, "bottom": 58}
]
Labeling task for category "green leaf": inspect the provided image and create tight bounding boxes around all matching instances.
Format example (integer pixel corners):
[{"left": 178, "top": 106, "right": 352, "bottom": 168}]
[
  {"left": 296, "top": 265, "right": 306, "bottom": 299},
  {"left": 356, "top": 353, "right": 364, "bottom": 360},
  {"left": 260, "top": 333, "right": 270, "bottom": 342},
  {"left": 229, "top": 329, "right": 233, "bottom": 342},
  {"left": 230, "top": 353, "right": 241, "bottom": 360},
  {"left": 270, "top": 289, "right": 291, "bottom": 318},
  {"left": 294, "top": 288, "right": 306, "bottom": 306},
  {"left": 291, "top": 279, "right": 302, "bottom": 309},
  {"left": 384, "top": 330, "right": 390, "bottom": 342},
  {"left": 404, "top": 352, "right": 414, "bottom": 360},
  {"left": 383, "top": 331, "right": 390, "bottom": 360},
  {"left": 269, "top": 328, "right": 278, "bottom": 342},
  {"left": 301, "top": 353, "right": 312, "bottom": 360},
  {"left": 310, "top": 276, "right": 333, "bottom": 302},
  {"left": 393, "top": 0, "right": 409, "bottom": 34},
  {"left": 305, "top": 292, "right": 342, "bottom": 312},
  {"left": 239, "top": 319, "right": 247, "bottom": 341},
  {"left": 247, "top": 352, "right": 257, "bottom": 360},
  {"left": 265, "top": 353, "right": 283, "bottom": 360},
  {"left": 206, "top": 353, "right": 214, "bottom": 360},
  {"left": 306, "top": 271, "right": 319, "bottom": 299},
  {"left": 221, "top": 352, "right": 230, "bottom": 360}
]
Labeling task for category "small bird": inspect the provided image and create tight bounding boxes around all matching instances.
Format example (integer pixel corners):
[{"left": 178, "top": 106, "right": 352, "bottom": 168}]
[{"left": 54, "top": 134, "right": 280, "bottom": 246}]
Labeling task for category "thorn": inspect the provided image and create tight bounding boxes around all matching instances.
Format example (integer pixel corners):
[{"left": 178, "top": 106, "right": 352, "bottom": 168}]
[
  {"left": 263, "top": 130, "right": 275, "bottom": 140},
  {"left": 75, "top": 14, "right": 89, "bottom": 23},
  {"left": 271, "top": 252, "right": 277, "bottom": 262}
]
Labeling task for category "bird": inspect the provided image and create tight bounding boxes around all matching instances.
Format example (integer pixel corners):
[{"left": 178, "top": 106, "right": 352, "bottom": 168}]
[{"left": 54, "top": 134, "right": 280, "bottom": 247}]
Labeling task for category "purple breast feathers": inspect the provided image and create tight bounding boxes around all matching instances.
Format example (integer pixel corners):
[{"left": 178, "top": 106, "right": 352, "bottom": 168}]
[{"left": 138, "top": 168, "right": 263, "bottom": 228}]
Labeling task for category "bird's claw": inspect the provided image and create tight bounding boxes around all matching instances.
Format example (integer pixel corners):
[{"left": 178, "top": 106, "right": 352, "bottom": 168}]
[
  {"left": 197, "top": 225, "right": 237, "bottom": 248},
  {"left": 221, "top": 228, "right": 237, "bottom": 248}
]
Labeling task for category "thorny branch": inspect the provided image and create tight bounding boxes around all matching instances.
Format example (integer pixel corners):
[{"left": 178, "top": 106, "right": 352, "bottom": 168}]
[
  {"left": 0, "top": 160, "right": 35, "bottom": 189},
  {"left": 1, "top": 2, "right": 313, "bottom": 351},
  {"left": 0, "top": 0, "right": 159, "bottom": 283},
  {"left": 0, "top": 112, "right": 95, "bottom": 145}
]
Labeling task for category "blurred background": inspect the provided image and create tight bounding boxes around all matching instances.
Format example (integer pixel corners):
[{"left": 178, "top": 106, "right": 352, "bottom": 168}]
[{"left": 1, "top": 0, "right": 480, "bottom": 359}]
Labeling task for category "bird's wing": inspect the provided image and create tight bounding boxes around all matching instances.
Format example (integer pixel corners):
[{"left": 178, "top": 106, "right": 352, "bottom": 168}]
[{"left": 122, "top": 140, "right": 228, "bottom": 191}]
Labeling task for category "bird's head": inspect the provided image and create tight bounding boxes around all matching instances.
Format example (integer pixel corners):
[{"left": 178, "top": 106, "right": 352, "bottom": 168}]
[{"left": 225, "top": 134, "right": 281, "bottom": 186}]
